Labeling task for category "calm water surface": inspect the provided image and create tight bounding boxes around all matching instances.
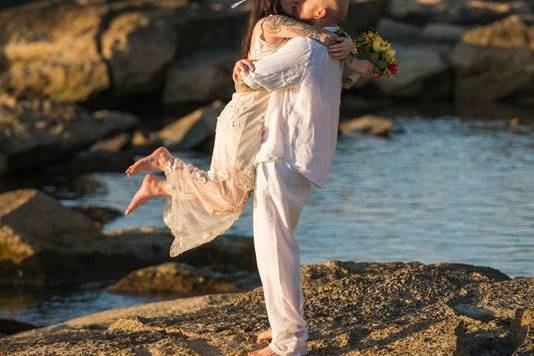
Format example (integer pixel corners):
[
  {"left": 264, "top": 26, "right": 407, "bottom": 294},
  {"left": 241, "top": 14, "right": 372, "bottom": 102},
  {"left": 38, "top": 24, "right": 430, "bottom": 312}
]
[
  {"left": 1, "top": 114, "right": 533, "bottom": 328},
  {"left": 92, "top": 116, "right": 534, "bottom": 277}
]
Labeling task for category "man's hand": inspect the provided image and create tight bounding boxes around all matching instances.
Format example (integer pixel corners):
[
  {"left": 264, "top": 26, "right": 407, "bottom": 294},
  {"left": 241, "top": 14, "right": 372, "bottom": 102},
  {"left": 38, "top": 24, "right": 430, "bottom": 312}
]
[
  {"left": 233, "top": 59, "right": 255, "bottom": 82},
  {"left": 328, "top": 37, "right": 353, "bottom": 60}
]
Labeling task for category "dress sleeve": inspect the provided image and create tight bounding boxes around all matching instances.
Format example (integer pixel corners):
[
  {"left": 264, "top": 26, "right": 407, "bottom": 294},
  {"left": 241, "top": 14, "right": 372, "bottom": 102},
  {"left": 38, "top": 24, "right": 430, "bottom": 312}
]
[{"left": 241, "top": 37, "right": 312, "bottom": 91}]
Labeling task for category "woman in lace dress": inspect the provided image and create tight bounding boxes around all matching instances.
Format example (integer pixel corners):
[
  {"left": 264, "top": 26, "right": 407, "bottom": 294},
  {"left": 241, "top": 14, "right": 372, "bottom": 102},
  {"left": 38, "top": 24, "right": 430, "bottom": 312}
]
[{"left": 123, "top": 0, "right": 369, "bottom": 257}]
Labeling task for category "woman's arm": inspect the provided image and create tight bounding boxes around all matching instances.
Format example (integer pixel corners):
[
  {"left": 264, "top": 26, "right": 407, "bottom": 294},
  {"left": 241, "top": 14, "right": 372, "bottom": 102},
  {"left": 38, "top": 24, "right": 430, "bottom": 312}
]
[{"left": 260, "top": 14, "right": 338, "bottom": 46}]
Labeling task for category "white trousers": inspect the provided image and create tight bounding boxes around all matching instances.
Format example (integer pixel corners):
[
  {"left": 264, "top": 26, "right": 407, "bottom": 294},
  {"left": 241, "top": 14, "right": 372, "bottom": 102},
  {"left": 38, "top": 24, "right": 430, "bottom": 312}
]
[{"left": 253, "top": 159, "right": 312, "bottom": 356}]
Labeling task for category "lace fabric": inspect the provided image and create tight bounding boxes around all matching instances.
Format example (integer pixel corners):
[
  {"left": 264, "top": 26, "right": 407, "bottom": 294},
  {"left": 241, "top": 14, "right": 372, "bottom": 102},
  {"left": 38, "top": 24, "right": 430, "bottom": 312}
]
[
  {"left": 161, "top": 22, "right": 281, "bottom": 257},
  {"left": 162, "top": 157, "right": 255, "bottom": 257}
]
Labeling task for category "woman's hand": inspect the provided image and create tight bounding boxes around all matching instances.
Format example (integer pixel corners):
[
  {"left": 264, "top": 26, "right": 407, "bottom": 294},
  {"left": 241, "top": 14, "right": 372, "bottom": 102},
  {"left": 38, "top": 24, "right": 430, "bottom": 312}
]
[
  {"left": 328, "top": 37, "right": 353, "bottom": 60},
  {"left": 233, "top": 59, "right": 255, "bottom": 82}
]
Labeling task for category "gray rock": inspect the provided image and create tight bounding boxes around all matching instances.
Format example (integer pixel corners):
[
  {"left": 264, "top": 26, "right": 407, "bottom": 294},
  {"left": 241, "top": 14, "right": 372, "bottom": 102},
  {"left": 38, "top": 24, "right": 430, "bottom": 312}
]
[
  {"left": 0, "top": 187, "right": 257, "bottom": 287},
  {"left": 163, "top": 50, "right": 236, "bottom": 105},
  {"left": 157, "top": 101, "right": 223, "bottom": 149},
  {"left": 89, "top": 132, "right": 132, "bottom": 153},
  {"left": 339, "top": 114, "right": 394, "bottom": 137},
  {"left": 341, "top": 0, "right": 389, "bottom": 34},
  {"left": 0, "top": 1, "right": 245, "bottom": 103},
  {"left": 70, "top": 205, "right": 124, "bottom": 229},
  {"left": 108, "top": 262, "right": 260, "bottom": 296},
  {"left": 0, "top": 190, "right": 171, "bottom": 286},
  {"left": 0, "top": 1, "right": 110, "bottom": 102},
  {"left": 451, "top": 15, "right": 534, "bottom": 102},
  {"left": 100, "top": 11, "right": 178, "bottom": 96},
  {"left": 375, "top": 44, "right": 453, "bottom": 99},
  {"left": 376, "top": 18, "right": 422, "bottom": 43},
  {"left": 0, "top": 92, "right": 138, "bottom": 174},
  {"left": 389, "top": 0, "right": 531, "bottom": 25},
  {"left": 422, "top": 22, "right": 468, "bottom": 43}
]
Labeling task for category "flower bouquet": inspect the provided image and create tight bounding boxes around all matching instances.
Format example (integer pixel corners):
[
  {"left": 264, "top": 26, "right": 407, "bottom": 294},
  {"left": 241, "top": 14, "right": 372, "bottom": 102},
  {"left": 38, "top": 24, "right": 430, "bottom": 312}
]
[{"left": 342, "top": 29, "right": 397, "bottom": 89}]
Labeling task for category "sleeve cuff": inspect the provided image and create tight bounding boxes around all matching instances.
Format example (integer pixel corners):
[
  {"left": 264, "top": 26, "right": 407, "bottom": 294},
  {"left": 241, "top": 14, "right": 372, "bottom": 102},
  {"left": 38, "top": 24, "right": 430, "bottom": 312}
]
[{"left": 241, "top": 72, "right": 262, "bottom": 90}]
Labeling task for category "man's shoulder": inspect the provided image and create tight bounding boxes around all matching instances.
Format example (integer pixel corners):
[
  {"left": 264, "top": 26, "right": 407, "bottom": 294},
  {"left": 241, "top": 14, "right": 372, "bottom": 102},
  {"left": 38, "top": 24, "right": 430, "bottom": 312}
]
[
  {"left": 289, "top": 37, "right": 327, "bottom": 49},
  {"left": 285, "top": 37, "right": 314, "bottom": 52}
]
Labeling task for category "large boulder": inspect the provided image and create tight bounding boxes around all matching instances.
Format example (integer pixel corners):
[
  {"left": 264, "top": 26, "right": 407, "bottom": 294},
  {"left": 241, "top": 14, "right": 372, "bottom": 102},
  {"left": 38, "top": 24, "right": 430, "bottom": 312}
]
[
  {"left": 108, "top": 261, "right": 260, "bottom": 296},
  {"left": 0, "top": 189, "right": 256, "bottom": 287},
  {"left": 0, "top": 1, "right": 110, "bottom": 102},
  {"left": 0, "top": 261, "right": 531, "bottom": 355},
  {"left": 376, "top": 18, "right": 468, "bottom": 44},
  {"left": 0, "top": 189, "right": 104, "bottom": 286},
  {"left": 421, "top": 22, "right": 468, "bottom": 43},
  {"left": 100, "top": 10, "right": 178, "bottom": 96},
  {"left": 341, "top": 0, "right": 389, "bottom": 34},
  {"left": 163, "top": 50, "right": 236, "bottom": 105},
  {"left": 0, "top": 190, "right": 172, "bottom": 286},
  {"left": 0, "top": 0, "right": 246, "bottom": 103},
  {"left": 0, "top": 92, "right": 138, "bottom": 174},
  {"left": 157, "top": 101, "right": 223, "bottom": 149},
  {"left": 376, "top": 18, "right": 422, "bottom": 43},
  {"left": 374, "top": 45, "right": 453, "bottom": 99},
  {"left": 389, "top": 0, "right": 531, "bottom": 25},
  {"left": 452, "top": 15, "right": 534, "bottom": 102}
]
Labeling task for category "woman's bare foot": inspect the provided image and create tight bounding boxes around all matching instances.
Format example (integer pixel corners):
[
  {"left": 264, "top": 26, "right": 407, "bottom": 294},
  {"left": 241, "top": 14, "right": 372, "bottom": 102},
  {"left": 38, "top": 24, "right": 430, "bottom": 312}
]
[
  {"left": 125, "top": 146, "right": 173, "bottom": 177},
  {"left": 247, "top": 345, "right": 276, "bottom": 356},
  {"left": 124, "top": 174, "right": 170, "bottom": 215},
  {"left": 256, "top": 329, "right": 272, "bottom": 344}
]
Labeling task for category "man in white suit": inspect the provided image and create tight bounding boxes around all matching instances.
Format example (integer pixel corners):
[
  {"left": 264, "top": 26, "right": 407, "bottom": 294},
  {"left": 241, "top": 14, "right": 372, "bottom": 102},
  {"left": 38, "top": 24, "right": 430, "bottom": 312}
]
[{"left": 235, "top": 0, "right": 372, "bottom": 354}]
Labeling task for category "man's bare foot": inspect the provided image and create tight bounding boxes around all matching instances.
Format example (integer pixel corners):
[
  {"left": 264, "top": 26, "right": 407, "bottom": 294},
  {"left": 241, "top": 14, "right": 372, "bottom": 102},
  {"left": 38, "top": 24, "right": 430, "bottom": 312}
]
[
  {"left": 248, "top": 345, "right": 276, "bottom": 356},
  {"left": 125, "top": 146, "right": 173, "bottom": 177},
  {"left": 256, "top": 329, "right": 272, "bottom": 344},
  {"left": 124, "top": 174, "right": 169, "bottom": 215}
]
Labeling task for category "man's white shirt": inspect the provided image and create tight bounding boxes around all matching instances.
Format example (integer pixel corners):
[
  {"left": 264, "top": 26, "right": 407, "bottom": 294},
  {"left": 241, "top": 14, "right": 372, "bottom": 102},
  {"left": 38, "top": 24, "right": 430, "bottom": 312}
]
[{"left": 242, "top": 29, "right": 343, "bottom": 188}]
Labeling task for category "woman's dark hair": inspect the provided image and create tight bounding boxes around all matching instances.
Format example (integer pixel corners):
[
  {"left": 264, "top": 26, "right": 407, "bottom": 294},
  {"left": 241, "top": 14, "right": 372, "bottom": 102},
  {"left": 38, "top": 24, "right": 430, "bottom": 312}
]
[{"left": 240, "top": 0, "right": 284, "bottom": 58}]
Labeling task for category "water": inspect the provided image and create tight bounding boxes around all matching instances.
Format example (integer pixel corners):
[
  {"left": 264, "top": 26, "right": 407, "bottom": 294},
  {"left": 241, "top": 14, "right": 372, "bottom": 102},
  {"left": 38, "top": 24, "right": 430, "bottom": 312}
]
[
  {"left": 0, "top": 281, "right": 173, "bottom": 328},
  {"left": 86, "top": 115, "right": 534, "bottom": 277},
  {"left": 1, "top": 114, "right": 533, "bottom": 329}
]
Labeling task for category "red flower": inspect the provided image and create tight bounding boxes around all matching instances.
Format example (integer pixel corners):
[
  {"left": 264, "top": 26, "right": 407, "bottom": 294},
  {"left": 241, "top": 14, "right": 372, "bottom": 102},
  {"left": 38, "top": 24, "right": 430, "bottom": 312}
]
[
  {"left": 372, "top": 73, "right": 381, "bottom": 80},
  {"left": 388, "top": 63, "right": 398, "bottom": 74}
]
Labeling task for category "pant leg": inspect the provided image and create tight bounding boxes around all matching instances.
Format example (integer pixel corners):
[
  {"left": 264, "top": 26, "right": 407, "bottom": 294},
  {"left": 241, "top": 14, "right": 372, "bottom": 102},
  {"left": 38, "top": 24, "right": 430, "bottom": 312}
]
[{"left": 253, "top": 160, "right": 312, "bottom": 356}]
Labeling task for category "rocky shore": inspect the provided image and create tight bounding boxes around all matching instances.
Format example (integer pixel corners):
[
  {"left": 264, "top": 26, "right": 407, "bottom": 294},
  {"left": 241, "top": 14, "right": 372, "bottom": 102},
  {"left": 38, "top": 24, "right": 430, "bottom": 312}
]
[
  {"left": 0, "top": 261, "right": 532, "bottom": 355},
  {"left": 0, "top": 189, "right": 257, "bottom": 287},
  {"left": 0, "top": 0, "right": 532, "bottom": 177},
  {"left": 0, "top": 1, "right": 533, "bottom": 354}
]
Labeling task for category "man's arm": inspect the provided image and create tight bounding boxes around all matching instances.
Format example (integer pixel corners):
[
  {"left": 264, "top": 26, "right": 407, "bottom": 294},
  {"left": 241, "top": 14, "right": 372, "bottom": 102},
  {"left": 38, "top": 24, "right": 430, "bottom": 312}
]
[{"left": 236, "top": 37, "right": 312, "bottom": 92}]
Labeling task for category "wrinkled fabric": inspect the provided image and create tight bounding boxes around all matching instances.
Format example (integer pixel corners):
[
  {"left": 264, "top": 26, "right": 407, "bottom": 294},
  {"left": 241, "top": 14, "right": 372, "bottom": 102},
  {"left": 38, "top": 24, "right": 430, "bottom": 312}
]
[
  {"left": 253, "top": 159, "right": 311, "bottom": 356},
  {"left": 243, "top": 28, "right": 343, "bottom": 188},
  {"left": 162, "top": 25, "right": 280, "bottom": 257},
  {"left": 163, "top": 158, "right": 255, "bottom": 257}
]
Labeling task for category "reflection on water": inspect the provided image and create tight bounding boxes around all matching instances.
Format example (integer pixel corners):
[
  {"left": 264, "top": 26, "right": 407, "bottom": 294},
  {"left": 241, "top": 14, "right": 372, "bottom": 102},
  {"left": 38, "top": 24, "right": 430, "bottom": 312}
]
[{"left": 1, "top": 115, "right": 533, "bottom": 329}]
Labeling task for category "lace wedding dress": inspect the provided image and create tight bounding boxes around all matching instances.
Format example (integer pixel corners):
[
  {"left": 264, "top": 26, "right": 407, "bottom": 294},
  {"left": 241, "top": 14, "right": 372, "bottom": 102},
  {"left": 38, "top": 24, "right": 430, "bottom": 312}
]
[{"left": 162, "top": 26, "right": 281, "bottom": 257}]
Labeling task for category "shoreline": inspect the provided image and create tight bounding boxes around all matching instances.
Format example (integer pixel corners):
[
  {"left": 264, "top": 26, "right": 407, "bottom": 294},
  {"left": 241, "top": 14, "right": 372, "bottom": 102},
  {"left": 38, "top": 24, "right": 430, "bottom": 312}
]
[{"left": 1, "top": 260, "right": 532, "bottom": 354}]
